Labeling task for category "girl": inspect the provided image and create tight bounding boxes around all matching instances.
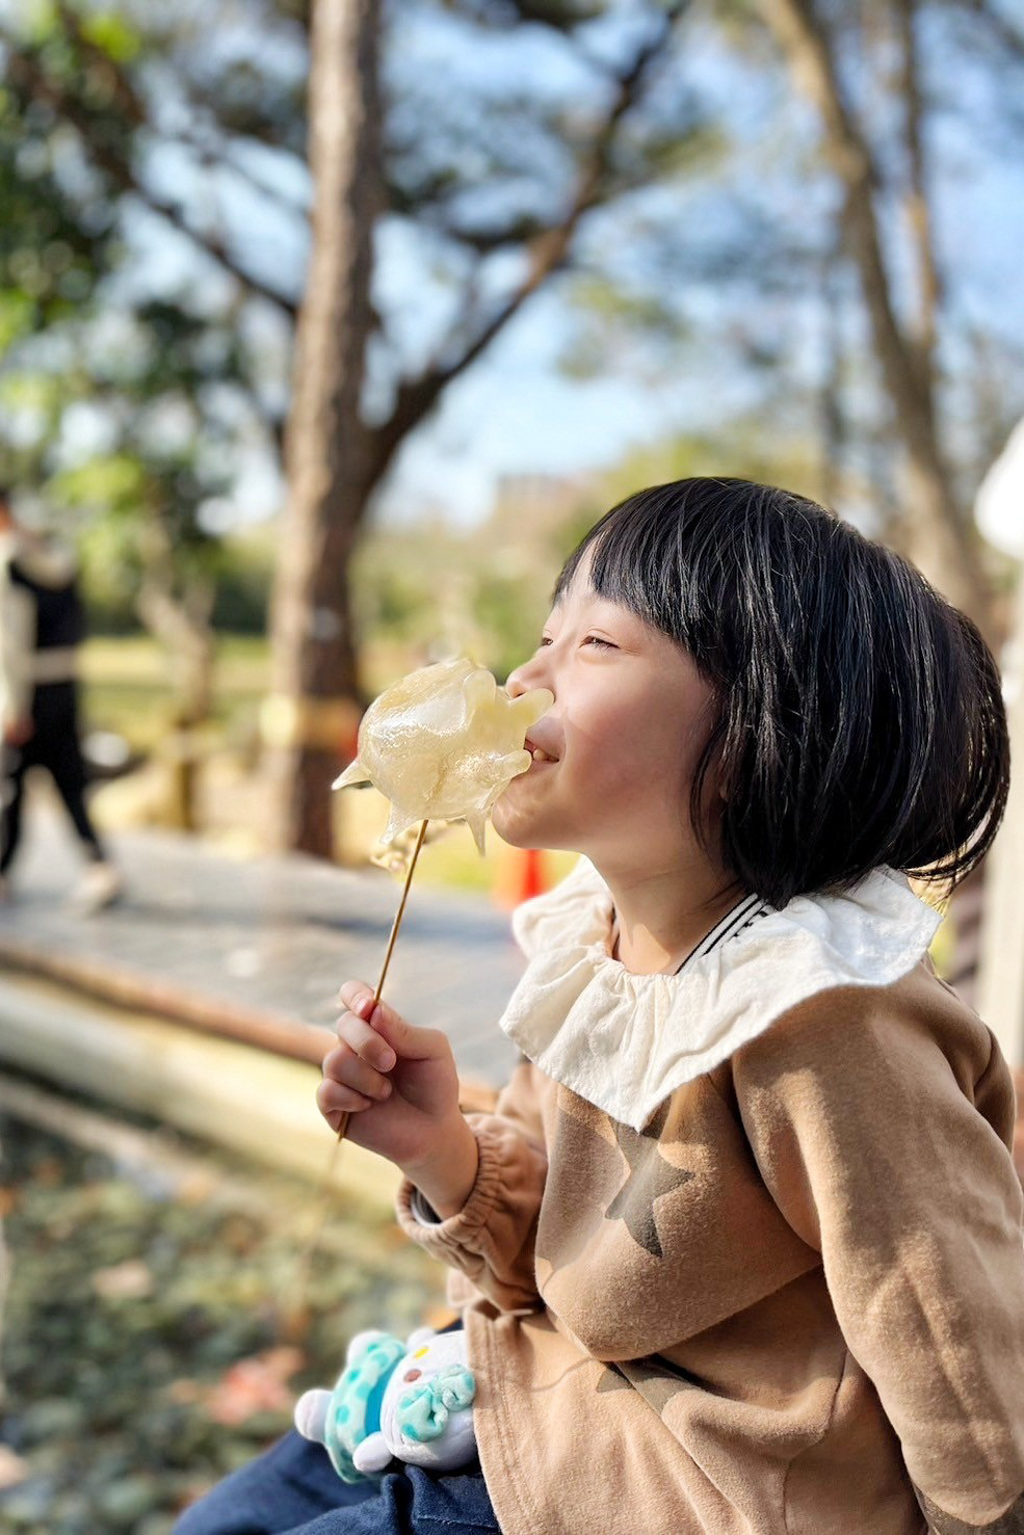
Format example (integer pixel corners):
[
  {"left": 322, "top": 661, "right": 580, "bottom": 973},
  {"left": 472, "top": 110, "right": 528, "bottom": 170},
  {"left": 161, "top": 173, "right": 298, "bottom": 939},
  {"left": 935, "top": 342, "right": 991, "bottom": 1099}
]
[{"left": 179, "top": 478, "right": 1024, "bottom": 1534}]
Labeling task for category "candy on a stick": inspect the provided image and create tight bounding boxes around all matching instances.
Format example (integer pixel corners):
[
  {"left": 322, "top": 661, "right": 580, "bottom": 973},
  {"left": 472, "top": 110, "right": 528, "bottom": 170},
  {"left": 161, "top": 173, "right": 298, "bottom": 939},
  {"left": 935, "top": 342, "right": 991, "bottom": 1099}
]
[
  {"left": 289, "top": 660, "right": 553, "bottom": 1333},
  {"left": 332, "top": 656, "right": 553, "bottom": 855},
  {"left": 323, "top": 657, "right": 551, "bottom": 1148}
]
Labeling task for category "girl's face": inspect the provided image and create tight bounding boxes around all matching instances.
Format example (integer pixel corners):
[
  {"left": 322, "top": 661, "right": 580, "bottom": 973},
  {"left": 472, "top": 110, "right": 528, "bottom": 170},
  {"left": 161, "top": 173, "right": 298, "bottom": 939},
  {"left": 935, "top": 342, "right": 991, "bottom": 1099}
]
[{"left": 493, "top": 560, "right": 722, "bottom": 871}]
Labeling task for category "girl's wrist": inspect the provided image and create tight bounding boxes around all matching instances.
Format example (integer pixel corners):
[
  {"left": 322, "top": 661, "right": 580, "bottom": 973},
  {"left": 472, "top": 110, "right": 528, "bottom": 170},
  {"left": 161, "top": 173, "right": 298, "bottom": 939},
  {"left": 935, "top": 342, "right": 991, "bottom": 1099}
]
[{"left": 402, "top": 1115, "right": 479, "bottom": 1220}]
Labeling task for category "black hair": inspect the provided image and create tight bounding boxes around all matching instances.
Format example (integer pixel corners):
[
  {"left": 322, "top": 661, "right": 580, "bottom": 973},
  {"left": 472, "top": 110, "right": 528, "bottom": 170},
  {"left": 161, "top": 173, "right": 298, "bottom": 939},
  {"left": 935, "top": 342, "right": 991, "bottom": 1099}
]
[{"left": 554, "top": 477, "right": 1009, "bottom": 909}]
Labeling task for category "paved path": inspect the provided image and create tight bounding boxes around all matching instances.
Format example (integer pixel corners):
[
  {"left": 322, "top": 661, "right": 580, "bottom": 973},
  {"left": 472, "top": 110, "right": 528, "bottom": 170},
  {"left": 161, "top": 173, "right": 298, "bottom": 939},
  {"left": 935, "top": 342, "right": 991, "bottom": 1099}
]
[{"left": 0, "top": 811, "right": 526, "bottom": 1085}]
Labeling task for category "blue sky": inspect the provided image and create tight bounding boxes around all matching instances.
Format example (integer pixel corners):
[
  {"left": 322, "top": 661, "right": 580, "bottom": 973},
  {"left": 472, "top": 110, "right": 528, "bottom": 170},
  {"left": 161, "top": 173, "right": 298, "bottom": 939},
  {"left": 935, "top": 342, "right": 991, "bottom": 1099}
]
[{"left": 48, "top": 1, "right": 1024, "bottom": 554}]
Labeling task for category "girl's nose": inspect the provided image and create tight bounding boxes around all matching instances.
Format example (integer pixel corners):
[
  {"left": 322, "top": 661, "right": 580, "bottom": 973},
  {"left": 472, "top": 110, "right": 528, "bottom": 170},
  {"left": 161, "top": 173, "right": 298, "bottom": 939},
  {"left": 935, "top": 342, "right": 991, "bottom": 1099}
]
[{"left": 505, "top": 656, "right": 545, "bottom": 699}]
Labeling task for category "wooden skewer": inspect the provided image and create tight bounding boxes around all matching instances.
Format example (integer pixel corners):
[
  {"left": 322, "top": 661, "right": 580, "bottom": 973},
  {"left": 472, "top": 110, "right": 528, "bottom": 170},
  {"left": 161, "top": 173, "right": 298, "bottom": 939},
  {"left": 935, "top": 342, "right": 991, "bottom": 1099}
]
[
  {"left": 282, "top": 817, "right": 430, "bottom": 1337},
  {"left": 334, "top": 815, "right": 430, "bottom": 1144}
]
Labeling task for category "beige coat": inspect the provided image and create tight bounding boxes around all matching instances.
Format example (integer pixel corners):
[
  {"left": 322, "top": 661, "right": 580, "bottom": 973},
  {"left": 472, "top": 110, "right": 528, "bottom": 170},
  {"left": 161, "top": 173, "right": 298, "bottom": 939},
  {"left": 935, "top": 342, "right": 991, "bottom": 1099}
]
[{"left": 397, "top": 865, "right": 1024, "bottom": 1534}]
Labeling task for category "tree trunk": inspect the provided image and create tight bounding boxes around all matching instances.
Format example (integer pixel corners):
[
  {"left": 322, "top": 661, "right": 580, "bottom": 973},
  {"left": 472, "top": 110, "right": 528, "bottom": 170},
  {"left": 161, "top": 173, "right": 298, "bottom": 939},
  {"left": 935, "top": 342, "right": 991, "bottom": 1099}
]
[
  {"left": 265, "top": 0, "right": 382, "bottom": 858},
  {"left": 759, "top": 0, "right": 996, "bottom": 645}
]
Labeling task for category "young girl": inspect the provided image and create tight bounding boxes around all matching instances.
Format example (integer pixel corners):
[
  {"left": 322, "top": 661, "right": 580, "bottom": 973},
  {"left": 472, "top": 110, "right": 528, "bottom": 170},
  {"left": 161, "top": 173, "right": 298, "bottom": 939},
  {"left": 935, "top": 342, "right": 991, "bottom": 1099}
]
[{"left": 179, "top": 478, "right": 1024, "bottom": 1535}]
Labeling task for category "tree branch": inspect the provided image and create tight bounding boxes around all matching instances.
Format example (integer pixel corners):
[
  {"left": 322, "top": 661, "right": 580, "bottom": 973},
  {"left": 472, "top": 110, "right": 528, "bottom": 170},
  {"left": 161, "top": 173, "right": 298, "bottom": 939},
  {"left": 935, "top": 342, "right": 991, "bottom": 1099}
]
[
  {"left": 757, "top": 0, "right": 994, "bottom": 633},
  {"left": 970, "top": 0, "right": 1024, "bottom": 66},
  {"left": 756, "top": 0, "right": 932, "bottom": 446},
  {"left": 53, "top": 6, "right": 311, "bottom": 224},
  {"left": 3, "top": 39, "right": 299, "bottom": 320},
  {"left": 364, "top": 0, "right": 690, "bottom": 493},
  {"left": 892, "top": 0, "right": 941, "bottom": 383}
]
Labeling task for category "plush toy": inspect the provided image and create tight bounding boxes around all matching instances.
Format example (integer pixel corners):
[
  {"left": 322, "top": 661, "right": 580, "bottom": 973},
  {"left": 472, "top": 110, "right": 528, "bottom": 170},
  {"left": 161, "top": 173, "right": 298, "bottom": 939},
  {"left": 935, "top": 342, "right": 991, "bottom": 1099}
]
[{"left": 294, "top": 1326, "right": 477, "bottom": 1483}]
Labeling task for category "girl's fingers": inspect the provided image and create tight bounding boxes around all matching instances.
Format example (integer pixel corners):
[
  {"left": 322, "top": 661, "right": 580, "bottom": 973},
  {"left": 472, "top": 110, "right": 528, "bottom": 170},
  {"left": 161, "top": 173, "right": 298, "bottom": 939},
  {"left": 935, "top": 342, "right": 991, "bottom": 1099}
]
[
  {"left": 321, "top": 1041, "right": 393, "bottom": 1101},
  {"left": 317, "top": 1076, "right": 374, "bottom": 1123},
  {"left": 334, "top": 1005, "right": 397, "bottom": 1072},
  {"left": 336, "top": 981, "right": 446, "bottom": 1063}
]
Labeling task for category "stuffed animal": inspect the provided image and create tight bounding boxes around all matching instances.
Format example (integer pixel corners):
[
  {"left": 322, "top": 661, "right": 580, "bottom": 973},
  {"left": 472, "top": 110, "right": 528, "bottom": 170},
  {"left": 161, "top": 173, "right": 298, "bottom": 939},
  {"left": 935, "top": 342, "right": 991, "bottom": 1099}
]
[{"left": 294, "top": 1326, "right": 477, "bottom": 1483}]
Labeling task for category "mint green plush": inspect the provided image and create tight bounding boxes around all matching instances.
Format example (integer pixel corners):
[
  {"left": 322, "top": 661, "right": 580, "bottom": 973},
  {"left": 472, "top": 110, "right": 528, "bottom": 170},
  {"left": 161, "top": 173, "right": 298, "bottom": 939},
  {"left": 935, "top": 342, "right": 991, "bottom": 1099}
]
[
  {"left": 323, "top": 1334, "right": 406, "bottom": 1484},
  {"left": 395, "top": 1363, "right": 477, "bottom": 1443}
]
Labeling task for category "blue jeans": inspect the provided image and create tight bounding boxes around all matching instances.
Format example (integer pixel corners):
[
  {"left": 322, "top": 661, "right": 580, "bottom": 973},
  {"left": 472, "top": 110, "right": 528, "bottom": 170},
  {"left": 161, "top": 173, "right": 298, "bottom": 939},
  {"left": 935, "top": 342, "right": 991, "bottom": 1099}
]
[{"left": 173, "top": 1430, "right": 499, "bottom": 1534}]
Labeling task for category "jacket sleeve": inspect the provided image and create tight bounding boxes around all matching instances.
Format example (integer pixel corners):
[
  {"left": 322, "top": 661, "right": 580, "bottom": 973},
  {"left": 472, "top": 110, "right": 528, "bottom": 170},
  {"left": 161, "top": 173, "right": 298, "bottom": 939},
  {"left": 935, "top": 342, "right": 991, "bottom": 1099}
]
[
  {"left": 0, "top": 561, "right": 34, "bottom": 728},
  {"left": 395, "top": 1055, "right": 549, "bottom": 1313},
  {"left": 732, "top": 983, "right": 1024, "bottom": 1533}
]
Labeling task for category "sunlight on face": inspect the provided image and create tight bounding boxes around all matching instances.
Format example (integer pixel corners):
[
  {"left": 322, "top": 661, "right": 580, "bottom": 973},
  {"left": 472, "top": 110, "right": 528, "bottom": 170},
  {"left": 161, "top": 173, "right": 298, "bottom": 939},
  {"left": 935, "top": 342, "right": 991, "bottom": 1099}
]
[{"left": 493, "top": 564, "right": 721, "bottom": 874}]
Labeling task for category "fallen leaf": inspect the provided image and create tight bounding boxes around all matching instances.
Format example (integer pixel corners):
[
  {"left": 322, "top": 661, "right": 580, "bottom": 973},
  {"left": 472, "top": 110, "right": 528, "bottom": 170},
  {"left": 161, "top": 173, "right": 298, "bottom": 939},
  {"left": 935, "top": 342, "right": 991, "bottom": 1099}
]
[{"left": 205, "top": 1347, "right": 304, "bottom": 1426}]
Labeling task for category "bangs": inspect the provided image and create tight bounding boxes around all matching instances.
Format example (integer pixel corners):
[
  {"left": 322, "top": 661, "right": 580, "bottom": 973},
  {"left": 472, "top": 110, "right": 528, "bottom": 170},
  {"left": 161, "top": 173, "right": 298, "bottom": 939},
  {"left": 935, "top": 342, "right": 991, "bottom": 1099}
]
[{"left": 553, "top": 478, "right": 809, "bottom": 668}]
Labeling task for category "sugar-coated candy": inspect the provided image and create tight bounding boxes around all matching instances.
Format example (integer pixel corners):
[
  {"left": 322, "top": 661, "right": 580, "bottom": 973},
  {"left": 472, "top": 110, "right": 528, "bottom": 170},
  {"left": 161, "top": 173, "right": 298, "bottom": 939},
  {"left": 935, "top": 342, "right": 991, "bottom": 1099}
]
[{"left": 332, "top": 657, "right": 553, "bottom": 854}]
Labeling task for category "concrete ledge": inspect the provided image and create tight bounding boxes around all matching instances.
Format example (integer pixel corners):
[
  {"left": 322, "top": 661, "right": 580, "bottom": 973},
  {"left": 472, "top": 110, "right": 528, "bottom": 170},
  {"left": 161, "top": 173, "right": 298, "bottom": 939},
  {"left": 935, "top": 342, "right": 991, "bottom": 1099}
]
[
  {"left": 0, "top": 971, "right": 402, "bottom": 1211},
  {"left": 0, "top": 934, "right": 330, "bottom": 1065}
]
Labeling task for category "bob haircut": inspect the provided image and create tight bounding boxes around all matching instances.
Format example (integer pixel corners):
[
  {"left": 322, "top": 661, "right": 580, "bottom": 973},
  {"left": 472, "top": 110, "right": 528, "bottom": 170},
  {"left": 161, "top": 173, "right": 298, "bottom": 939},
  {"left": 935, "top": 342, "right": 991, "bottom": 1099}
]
[{"left": 553, "top": 477, "right": 1009, "bottom": 910}]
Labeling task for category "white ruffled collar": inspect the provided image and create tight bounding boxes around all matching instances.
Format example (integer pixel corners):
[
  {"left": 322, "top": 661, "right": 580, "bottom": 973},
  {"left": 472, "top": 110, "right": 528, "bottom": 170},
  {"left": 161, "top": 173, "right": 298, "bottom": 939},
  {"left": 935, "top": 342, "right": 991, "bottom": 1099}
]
[{"left": 498, "top": 857, "right": 942, "bottom": 1131}]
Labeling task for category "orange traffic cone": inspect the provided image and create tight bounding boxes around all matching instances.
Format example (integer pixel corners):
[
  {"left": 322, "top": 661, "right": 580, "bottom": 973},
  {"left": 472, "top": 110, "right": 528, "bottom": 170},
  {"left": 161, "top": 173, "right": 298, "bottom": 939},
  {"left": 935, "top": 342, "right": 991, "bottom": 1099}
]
[{"left": 493, "top": 845, "right": 550, "bottom": 909}]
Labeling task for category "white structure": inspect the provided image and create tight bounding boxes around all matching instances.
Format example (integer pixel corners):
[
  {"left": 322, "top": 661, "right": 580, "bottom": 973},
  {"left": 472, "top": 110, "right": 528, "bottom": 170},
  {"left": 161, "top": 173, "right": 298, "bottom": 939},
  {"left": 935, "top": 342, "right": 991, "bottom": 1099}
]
[
  {"left": 975, "top": 422, "right": 1024, "bottom": 1066},
  {"left": 976, "top": 418, "right": 1024, "bottom": 559}
]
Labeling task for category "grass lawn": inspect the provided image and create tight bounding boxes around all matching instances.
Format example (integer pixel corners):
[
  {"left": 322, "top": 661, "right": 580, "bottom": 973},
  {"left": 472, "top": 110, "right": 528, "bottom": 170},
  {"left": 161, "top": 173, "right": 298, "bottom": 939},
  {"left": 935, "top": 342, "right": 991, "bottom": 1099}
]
[{"left": 80, "top": 636, "right": 269, "bottom": 754}]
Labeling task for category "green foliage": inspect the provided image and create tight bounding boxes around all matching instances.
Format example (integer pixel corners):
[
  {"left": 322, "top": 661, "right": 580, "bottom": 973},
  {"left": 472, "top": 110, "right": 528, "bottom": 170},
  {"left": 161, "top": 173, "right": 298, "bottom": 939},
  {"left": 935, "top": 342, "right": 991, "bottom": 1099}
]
[
  {"left": 79, "top": 10, "right": 142, "bottom": 64},
  {"left": 0, "top": 1, "right": 282, "bottom": 656},
  {"left": 590, "top": 428, "right": 827, "bottom": 517},
  {"left": 0, "top": 83, "right": 112, "bottom": 347}
]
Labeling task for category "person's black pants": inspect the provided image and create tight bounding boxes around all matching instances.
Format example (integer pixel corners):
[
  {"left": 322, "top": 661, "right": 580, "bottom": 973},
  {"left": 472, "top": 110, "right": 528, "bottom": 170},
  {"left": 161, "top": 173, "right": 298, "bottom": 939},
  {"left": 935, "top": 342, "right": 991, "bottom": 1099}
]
[{"left": 0, "top": 680, "right": 105, "bottom": 875}]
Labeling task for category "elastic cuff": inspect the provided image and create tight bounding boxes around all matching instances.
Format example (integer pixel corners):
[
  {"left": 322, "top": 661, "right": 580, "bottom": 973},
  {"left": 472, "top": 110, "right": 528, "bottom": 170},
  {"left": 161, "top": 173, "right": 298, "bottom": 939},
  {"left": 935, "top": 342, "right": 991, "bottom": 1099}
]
[{"left": 395, "top": 1123, "right": 506, "bottom": 1253}]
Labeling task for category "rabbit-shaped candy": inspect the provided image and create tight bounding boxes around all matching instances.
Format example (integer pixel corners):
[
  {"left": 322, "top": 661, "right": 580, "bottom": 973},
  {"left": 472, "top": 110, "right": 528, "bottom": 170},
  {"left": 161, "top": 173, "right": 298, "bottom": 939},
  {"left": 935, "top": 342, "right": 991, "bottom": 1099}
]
[{"left": 294, "top": 1327, "right": 477, "bottom": 1484}]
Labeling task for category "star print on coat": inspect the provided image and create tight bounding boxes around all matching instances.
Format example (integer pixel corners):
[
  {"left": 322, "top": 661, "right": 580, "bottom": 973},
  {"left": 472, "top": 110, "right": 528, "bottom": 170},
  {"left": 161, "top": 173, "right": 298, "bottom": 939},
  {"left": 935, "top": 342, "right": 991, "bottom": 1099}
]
[
  {"left": 605, "top": 1102, "right": 694, "bottom": 1259},
  {"left": 596, "top": 1356, "right": 699, "bottom": 1415},
  {"left": 912, "top": 1484, "right": 1024, "bottom": 1535}
]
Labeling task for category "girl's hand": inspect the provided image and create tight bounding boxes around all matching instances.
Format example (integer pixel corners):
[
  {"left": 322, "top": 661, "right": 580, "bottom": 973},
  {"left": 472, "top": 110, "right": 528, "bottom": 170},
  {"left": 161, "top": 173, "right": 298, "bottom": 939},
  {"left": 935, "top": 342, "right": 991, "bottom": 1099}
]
[{"left": 318, "top": 980, "right": 463, "bottom": 1173}]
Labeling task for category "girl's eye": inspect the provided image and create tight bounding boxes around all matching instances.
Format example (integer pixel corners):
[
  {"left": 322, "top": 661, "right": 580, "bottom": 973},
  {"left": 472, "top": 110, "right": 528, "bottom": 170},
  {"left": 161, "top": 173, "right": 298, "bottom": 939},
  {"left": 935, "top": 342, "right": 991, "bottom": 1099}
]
[{"left": 537, "top": 634, "right": 616, "bottom": 650}]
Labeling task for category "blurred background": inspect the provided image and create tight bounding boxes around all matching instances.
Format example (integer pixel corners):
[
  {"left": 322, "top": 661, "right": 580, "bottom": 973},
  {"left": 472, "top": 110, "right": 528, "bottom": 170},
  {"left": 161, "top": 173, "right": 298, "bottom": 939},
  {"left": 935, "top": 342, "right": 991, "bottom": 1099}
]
[{"left": 0, "top": 0, "right": 1022, "bottom": 1528}]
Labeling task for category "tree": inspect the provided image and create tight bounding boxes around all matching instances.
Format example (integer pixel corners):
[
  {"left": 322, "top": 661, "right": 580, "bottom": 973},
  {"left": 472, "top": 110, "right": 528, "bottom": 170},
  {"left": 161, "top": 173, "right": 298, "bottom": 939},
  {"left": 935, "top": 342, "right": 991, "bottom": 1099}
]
[
  {"left": 263, "top": 0, "right": 383, "bottom": 856},
  {"left": 264, "top": 0, "right": 711, "bottom": 855},
  {"left": 0, "top": 3, "right": 294, "bottom": 769},
  {"left": 0, "top": 0, "right": 724, "bottom": 856},
  {"left": 4, "top": 0, "right": 1022, "bottom": 860},
  {"left": 751, "top": 0, "right": 1003, "bottom": 641}
]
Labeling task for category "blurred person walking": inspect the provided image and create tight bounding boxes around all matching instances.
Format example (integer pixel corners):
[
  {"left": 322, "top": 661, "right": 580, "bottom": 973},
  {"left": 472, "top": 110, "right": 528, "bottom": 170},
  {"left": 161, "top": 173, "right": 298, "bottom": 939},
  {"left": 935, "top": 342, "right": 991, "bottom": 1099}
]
[{"left": 0, "top": 488, "right": 121, "bottom": 911}]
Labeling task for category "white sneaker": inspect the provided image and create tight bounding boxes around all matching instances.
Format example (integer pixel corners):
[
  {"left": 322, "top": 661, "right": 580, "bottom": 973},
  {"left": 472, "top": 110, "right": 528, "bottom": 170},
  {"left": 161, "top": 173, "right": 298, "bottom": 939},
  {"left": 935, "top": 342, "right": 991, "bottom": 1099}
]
[{"left": 71, "top": 861, "right": 123, "bottom": 914}]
